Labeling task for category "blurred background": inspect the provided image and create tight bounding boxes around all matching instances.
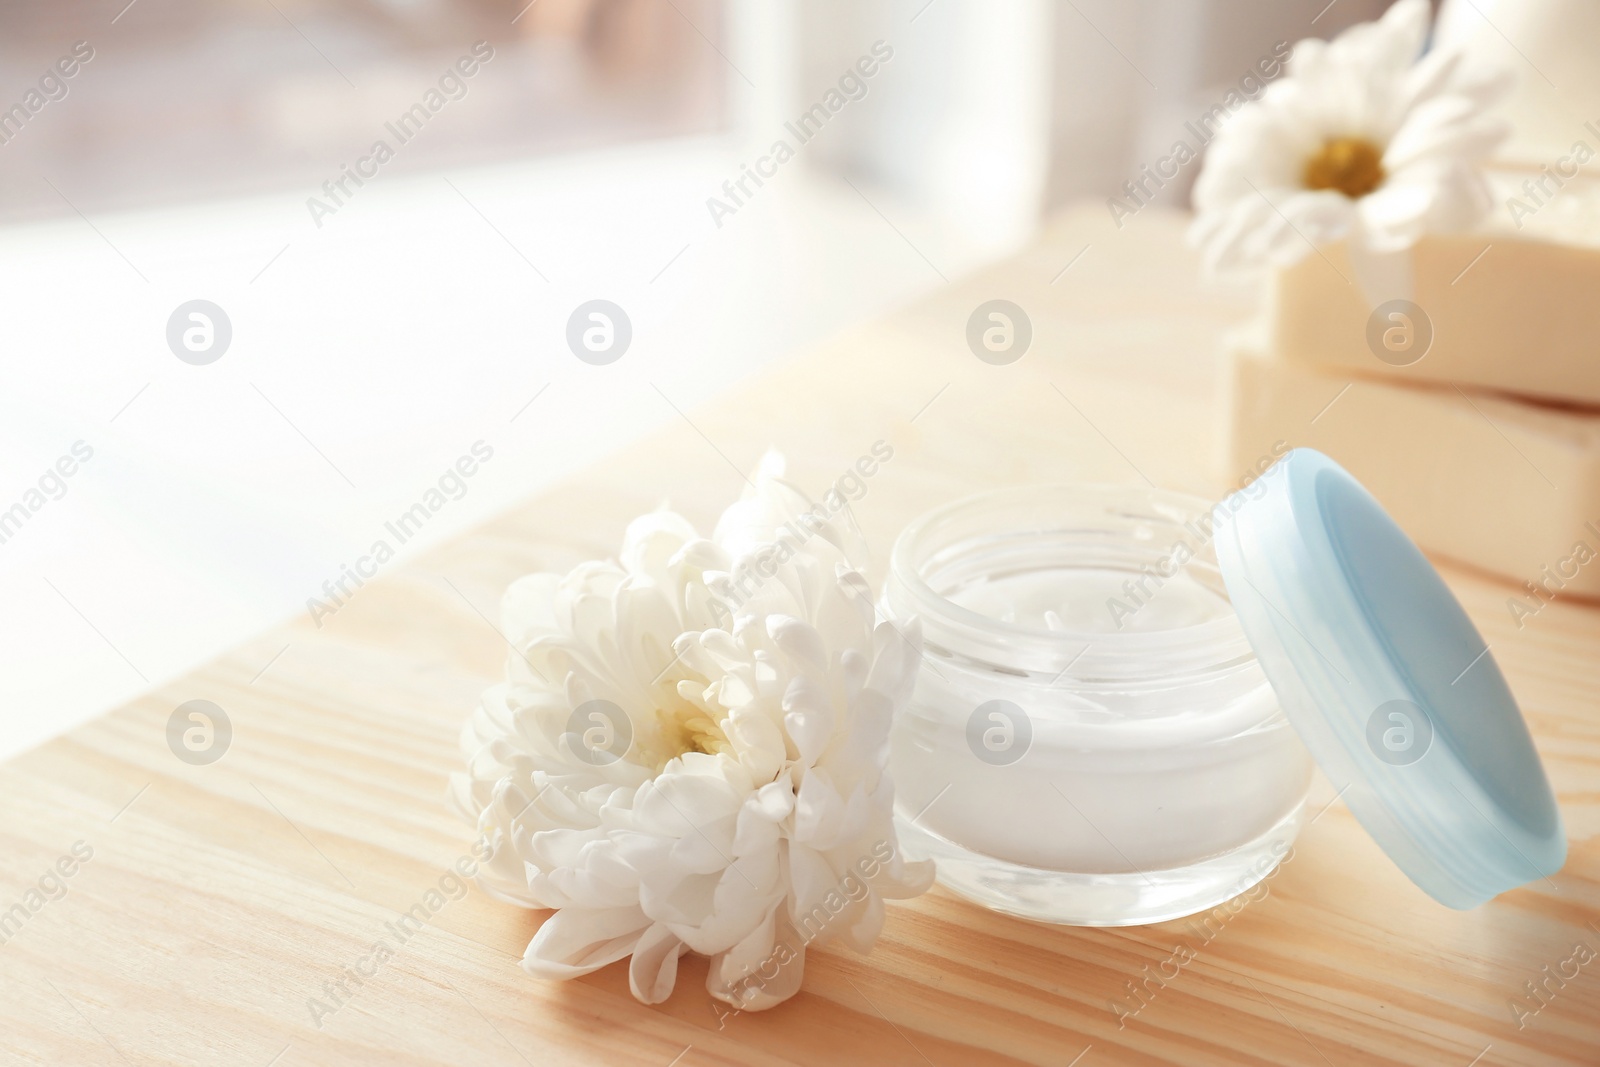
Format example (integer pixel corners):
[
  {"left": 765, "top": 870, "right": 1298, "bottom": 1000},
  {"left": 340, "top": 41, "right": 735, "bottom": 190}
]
[{"left": 0, "top": 0, "right": 1395, "bottom": 760}]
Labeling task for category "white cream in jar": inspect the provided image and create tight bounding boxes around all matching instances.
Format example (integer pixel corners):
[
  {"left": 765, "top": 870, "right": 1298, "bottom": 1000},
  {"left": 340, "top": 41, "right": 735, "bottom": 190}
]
[{"left": 882, "top": 484, "right": 1314, "bottom": 925}]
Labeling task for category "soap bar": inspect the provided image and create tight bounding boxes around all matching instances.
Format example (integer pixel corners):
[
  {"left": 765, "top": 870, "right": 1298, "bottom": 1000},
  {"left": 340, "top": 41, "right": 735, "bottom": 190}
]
[
  {"left": 1269, "top": 231, "right": 1600, "bottom": 406},
  {"left": 1222, "top": 332, "right": 1600, "bottom": 604}
]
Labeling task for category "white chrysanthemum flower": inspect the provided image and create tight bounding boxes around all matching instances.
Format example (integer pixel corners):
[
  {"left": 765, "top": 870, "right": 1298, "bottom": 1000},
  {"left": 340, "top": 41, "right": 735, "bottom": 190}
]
[
  {"left": 451, "top": 456, "right": 932, "bottom": 1010},
  {"left": 1190, "top": 0, "right": 1510, "bottom": 276}
]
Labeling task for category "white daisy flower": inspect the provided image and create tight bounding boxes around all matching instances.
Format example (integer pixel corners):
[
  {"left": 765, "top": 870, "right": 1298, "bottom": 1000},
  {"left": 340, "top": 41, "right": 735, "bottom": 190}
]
[
  {"left": 451, "top": 456, "right": 932, "bottom": 1010},
  {"left": 1190, "top": 0, "right": 1510, "bottom": 276}
]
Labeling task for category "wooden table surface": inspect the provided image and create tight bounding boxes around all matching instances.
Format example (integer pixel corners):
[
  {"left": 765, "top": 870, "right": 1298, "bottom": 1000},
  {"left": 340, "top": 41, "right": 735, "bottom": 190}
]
[{"left": 3, "top": 205, "right": 1597, "bottom": 1066}]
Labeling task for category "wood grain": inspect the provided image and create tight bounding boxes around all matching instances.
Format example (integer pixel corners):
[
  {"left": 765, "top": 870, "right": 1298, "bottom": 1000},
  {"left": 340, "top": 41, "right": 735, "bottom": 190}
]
[{"left": 2, "top": 205, "right": 1596, "bottom": 1066}]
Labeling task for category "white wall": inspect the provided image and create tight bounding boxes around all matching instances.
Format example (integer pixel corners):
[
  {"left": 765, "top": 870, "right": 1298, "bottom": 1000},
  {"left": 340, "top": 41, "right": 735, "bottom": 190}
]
[{"left": 1045, "top": 0, "right": 1391, "bottom": 211}]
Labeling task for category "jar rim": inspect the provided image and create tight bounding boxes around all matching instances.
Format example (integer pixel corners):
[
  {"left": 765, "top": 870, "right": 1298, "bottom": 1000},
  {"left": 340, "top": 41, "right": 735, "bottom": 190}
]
[{"left": 884, "top": 482, "right": 1257, "bottom": 679}]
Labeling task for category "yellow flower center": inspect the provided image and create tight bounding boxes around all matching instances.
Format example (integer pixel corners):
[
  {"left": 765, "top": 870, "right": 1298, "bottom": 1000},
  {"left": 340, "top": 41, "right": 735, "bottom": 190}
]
[
  {"left": 630, "top": 687, "right": 732, "bottom": 771},
  {"left": 653, "top": 701, "right": 734, "bottom": 768},
  {"left": 1302, "top": 136, "right": 1386, "bottom": 199}
]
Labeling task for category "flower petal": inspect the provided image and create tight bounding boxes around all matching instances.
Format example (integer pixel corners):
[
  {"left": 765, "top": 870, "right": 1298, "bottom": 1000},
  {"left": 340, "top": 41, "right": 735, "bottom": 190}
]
[
  {"left": 709, "top": 909, "right": 807, "bottom": 1011},
  {"left": 522, "top": 906, "right": 650, "bottom": 979},
  {"left": 628, "top": 924, "right": 688, "bottom": 1004},
  {"left": 782, "top": 675, "right": 836, "bottom": 766}
]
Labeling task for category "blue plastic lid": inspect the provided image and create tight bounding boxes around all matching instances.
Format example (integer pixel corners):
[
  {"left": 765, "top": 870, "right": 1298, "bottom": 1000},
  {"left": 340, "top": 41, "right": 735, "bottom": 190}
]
[{"left": 1214, "top": 449, "right": 1566, "bottom": 909}]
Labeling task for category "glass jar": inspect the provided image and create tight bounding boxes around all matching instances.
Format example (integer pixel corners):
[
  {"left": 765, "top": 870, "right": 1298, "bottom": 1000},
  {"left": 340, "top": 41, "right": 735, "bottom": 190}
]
[{"left": 882, "top": 483, "right": 1314, "bottom": 926}]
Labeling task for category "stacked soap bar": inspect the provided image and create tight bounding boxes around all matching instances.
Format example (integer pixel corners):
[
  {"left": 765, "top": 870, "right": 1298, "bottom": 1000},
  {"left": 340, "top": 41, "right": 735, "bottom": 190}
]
[
  {"left": 1268, "top": 234, "right": 1600, "bottom": 406},
  {"left": 1222, "top": 213, "right": 1600, "bottom": 603}
]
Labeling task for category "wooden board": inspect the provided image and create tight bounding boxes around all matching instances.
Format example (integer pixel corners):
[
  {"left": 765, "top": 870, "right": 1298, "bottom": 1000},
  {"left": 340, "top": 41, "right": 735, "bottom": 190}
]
[{"left": 3, "top": 205, "right": 1597, "bottom": 1066}]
